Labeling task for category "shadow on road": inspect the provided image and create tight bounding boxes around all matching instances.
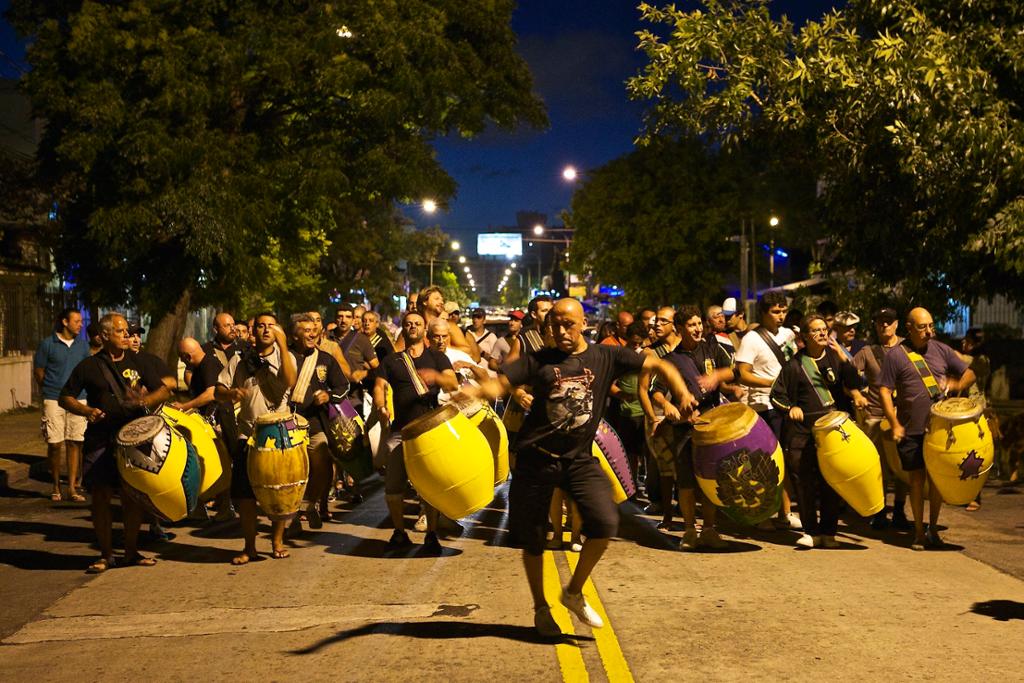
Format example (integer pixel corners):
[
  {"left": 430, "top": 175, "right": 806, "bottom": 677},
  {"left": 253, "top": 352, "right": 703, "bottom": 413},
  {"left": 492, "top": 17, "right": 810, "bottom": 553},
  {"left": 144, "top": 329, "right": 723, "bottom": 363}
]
[
  {"left": 288, "top": 619, "right": 595, "bottom": 654},
  {"left": 0, "top": 519, "right": 95, "bottom": 544},
  {"left": 970, "top": 599, "right": 1024, "bottom": 621},
  {"left": 323, "top": 533, "right": 464, "bottom": 559},
  {"left": 0, "top": 547, "right": 97, "bottom": 571}
]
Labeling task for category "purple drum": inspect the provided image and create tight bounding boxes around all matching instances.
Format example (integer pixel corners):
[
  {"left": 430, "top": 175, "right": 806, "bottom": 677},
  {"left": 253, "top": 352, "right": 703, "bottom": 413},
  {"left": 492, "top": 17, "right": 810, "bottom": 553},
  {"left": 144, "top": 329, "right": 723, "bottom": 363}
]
[
  {"left": 593, "top": 419, "right": 636, "bottom": 502},
  {"left": 692, "top": 403, "right": 785, "bottom": 526},
  {"left": 326, "top": 399, "right": 373, "bottom": 482}
]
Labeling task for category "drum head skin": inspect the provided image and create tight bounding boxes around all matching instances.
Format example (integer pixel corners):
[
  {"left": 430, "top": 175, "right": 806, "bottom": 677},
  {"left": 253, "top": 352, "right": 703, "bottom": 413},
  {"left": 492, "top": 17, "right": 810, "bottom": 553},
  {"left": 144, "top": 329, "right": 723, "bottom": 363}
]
[
  {"left": 693, "top": 403, "right": 758, "bottom": 446},
  {"left": 813, "top": 410, "right": 850, "bottom": 433},
  {"left": 117, "top": 415, "right": 167, "bottom": 447},
  {"left": 930, "top": 397, "right": 982, "bottom": 422},
  {"left": 256, "top": 411, "right": 309, "bottom": 427},
  {"left": 402, "top": 404, "right": 459, "bottom": 441}
]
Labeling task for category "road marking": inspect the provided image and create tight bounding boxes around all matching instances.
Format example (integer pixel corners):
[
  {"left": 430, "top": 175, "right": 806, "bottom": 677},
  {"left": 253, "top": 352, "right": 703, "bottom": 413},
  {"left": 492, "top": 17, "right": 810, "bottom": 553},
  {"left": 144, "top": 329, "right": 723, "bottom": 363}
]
[
  {"left": 564, "top": 548, "right": 635, "bottom": 683},
  {"left": 543, "top": 550, "right": 589, "bottom": 682},
  {"left": 3, "top": 604, "right": 442, "bottom": 644}
]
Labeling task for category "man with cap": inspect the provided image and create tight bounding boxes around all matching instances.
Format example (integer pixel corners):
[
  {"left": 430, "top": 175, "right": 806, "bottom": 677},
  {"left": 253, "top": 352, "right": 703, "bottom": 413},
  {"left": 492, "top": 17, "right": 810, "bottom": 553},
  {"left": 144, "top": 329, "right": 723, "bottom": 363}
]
[
  {"left": 879, "top": 307, "right": 975, "bottom": 550},
  {"left": 852, "top": 307, "right": 910, "bottom": 530},
  {"left": 489, "top": 310, "right": 523, "bottom": 372},
  {"left": 832, "top": 311, "right": 866, "bottom": 360},
  {"left": 467, "top": 309, "right": 499, "bottom": 363},
  {"left": 722, "top": 297, "right": 747, "bottom": 344},
  {"left": 444, "top": 301, "right": 462, "bottom": 327}
]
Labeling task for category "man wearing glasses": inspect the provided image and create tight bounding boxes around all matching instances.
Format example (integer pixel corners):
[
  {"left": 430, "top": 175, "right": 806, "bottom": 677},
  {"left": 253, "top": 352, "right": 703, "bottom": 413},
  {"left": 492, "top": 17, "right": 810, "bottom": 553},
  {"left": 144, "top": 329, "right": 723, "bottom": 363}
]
[{"left": 879, "top": 307, "right": 975, "bottom": 550}]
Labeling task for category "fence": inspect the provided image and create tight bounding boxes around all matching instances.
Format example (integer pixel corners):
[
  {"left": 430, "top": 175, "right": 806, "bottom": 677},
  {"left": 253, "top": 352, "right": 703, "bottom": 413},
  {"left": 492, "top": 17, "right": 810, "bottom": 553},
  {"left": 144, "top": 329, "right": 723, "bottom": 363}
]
[{"left": 0, "top": 275, "right": 65, "bottom": 357}]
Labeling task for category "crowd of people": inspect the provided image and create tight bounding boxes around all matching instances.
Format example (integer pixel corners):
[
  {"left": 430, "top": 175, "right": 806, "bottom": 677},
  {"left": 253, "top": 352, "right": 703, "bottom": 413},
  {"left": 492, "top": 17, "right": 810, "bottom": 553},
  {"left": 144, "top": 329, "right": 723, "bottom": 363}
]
[{"left": 32, "top": 286, "right": 999, "bottom": 637}]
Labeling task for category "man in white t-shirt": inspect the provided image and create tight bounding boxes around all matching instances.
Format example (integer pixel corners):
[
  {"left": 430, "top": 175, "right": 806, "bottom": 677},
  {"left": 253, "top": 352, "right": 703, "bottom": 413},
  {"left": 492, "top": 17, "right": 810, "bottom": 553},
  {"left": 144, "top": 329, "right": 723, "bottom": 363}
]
[
  {"left": 428, "top": 318, "right": 492, "bottom": 402},
  {"left": 466, "top": 309, "right": 499, "bottom": 363},
  {"left": 734, "top": 290, "right": 800, "bottom": 529}
]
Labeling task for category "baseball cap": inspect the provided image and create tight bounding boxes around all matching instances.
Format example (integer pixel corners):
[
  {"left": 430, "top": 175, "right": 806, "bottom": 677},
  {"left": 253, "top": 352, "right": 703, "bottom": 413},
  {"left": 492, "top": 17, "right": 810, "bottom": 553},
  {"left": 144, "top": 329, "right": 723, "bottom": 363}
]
[
  {"left": 834, "top": 311, "right": 860, "bottom": 328},
  {"left": 128, "top": 322, "right": 146, "bottom": 335},
  {"left": 508, "top": 310, "right": 525, "bottom": 321},
  {"left": 471, "top": 308, "right": 486, "bottom": 318},
  {"left": 873, "top": 307, "right": 898, "bottom": 324},
  {"left": 722, "top": 297, "right": 738, "bottom": 316},
  {"left": 443, "top": 301, "right": 460, "bottom": 315}
]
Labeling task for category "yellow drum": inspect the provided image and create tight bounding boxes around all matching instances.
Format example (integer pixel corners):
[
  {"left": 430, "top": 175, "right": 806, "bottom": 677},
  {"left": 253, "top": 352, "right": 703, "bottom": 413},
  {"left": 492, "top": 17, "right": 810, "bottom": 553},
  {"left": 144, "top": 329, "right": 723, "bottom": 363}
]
[
  {"left": 453, "top": 397, "right": 510, "bottom": 485},
  {"left": 401, "top": 404, "right": 494, "bottom": 520},
  {"left": 813, "top": 411, "right": 884, "bottom": 516},
  {"left": 159, "top": 405, "right": 225, "bottom": 496},
  {"left": 248, "top": 412, "right": 309, "bottom": 521},
  {"left": 117, "top": 415, "right": 202, "bottom": 522},
  {"left": 924, "top": 398, "right": 994, "bottom": 505}
]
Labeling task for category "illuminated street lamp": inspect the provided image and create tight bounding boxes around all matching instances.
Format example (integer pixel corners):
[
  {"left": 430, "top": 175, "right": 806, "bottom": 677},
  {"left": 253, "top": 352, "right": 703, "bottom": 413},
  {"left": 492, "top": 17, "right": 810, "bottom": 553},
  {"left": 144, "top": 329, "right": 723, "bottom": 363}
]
[
  {"left": 562, "top": 165, "right": 578, "bottom": 182},
  {"left": 769, "top": 214, "right": 780, "bottom": 288},
  {"left": 422, "top": 199, "right": 437, "bottom": 214},
  {"left": 511, "top": 262, "right": 517, "bottom": 268},
  {"left": 464, "top": 266, "right": 470, "bottom": 273},
  {"left": 451, "top": 240, "right": 460, "bottom": 251},
  {"left": 533, "top": 224, "right": 544, "bottom": 236},
  {"left": 458, "top": 255, "right": 466, "bottom": 264}
]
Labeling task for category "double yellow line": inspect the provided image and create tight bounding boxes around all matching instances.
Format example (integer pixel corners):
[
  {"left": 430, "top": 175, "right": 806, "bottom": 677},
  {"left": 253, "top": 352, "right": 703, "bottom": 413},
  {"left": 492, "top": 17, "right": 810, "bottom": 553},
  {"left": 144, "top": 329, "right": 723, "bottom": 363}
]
[{"left": 542, "top": 546, "right": 635, "bottom": 682}]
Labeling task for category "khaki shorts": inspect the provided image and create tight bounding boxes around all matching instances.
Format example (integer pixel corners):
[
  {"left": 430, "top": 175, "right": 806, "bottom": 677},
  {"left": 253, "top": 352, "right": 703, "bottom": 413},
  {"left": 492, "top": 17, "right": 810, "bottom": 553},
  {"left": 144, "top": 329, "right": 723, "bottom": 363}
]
[{"left": 42, "top": 399, "right": 87, "bottom": 444}]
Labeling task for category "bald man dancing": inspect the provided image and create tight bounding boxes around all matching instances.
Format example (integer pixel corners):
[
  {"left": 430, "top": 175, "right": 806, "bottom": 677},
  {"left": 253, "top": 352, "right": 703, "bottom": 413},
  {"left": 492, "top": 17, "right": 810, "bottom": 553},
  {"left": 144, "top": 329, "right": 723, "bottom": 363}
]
[{"left": 493, "top": 299, "right": 696, "bottom": 637}]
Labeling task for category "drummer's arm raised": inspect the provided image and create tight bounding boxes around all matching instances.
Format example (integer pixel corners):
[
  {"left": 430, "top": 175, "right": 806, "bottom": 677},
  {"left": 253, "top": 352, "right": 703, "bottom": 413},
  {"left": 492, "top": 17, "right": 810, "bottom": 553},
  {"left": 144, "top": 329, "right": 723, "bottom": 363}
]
[
  {"left": 946, "top": 367, "right": 976, "bottom": 395},
  {"left": 273, "top": 325, "right": 298, "bottom": 390}
]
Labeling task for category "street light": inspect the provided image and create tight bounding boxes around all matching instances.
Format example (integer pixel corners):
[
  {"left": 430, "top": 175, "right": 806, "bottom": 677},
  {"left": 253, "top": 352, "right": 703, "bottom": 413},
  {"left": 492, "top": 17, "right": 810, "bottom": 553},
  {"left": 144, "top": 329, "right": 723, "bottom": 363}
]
[
  {"left": 422, "top": 199, "right": 437, "bottom": 214},
  {"left": 464, "top": 266, "right": 470, "bottom": 273},
  {"left": 562, "top": 165, "right": 578, "bottom": 181},
  {"left": 458, "top": 255, "right": 466, "bottom": 264},
  {"left": 451, "top": 240, "right": 460, "bottom": 251},
  {"left": 504, "top": 269, "right": 511, "bottom": 275},
  {"left": 511, "top": 262, "right": 517, "bottom": 268},
  {"left": 768, "top": 214, "right": 780, "bottom": 288},
  {"left": 533, "top": 224, "right": 544, "bottom": 236}
]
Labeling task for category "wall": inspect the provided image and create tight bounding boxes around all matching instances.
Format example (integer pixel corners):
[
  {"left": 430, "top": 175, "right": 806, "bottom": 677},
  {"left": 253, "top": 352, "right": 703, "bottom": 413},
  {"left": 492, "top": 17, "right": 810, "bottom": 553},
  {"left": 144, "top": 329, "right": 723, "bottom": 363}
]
[{"left": 0, "top": 354, "right": 33, "bottom": 412}]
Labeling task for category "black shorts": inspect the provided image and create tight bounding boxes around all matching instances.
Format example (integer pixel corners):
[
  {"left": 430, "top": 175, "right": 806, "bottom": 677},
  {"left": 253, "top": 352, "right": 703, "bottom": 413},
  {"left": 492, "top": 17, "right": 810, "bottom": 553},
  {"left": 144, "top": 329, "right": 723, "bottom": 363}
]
[
  {"left": 231, "top": 439, "right": 255, "bottom": 500},
  {"left": 82, "top": 444, "right": 119, "bottom": 492},
  {"left": 675, "top": 436, "right": 697, "bottom": 490},
  {"left": 509, "top": 448, "right": 619, "bottom": 556},
  {"left": 897, "top": 434, "right": 926, "bottom": 472}
]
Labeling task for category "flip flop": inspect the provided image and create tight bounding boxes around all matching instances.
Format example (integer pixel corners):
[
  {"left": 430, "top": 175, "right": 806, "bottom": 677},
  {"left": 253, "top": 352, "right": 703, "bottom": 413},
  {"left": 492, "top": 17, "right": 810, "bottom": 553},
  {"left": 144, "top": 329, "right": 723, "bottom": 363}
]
[
  {"left": 50, "top": 491, "right": 63, "bottom": 502},
  {"left": 69, "top": 493, "right": 86, "bottom": 503},
  {"left": 86, "top": 557, "right": 114, "bottom": 574},
  {"left": 271, "top": 548, "right": 290, "bottom": 559},
  {"left": 122, "top": 555, "right": 157, "bottom": 567}
]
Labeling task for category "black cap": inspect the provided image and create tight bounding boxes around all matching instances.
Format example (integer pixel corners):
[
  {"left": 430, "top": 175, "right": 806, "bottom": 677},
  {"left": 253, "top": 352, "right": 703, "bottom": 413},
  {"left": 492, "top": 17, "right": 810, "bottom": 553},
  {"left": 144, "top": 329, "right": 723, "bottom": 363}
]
[
  {"left": 873, "top": 307, "right": 898, "bottom": 324},
  {"left": 471, "top": 309, "right": 486, "bottom": 318},
  {"left": 128, "top": 323, "right": 146, "bottom": 335}
]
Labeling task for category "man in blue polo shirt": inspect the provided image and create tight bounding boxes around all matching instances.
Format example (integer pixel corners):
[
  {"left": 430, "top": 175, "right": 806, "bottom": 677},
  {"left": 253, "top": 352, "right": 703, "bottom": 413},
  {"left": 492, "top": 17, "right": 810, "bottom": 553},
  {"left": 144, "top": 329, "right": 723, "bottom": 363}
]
[{"left": 33, "top": 308, "right": 91, "bottom": 502}]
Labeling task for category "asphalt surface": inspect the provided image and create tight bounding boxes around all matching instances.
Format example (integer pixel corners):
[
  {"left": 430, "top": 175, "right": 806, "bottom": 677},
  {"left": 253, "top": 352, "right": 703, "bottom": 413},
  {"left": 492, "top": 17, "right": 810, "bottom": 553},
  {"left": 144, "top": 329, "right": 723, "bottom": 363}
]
[{"left": 1, "top": 408, "right": 1022, "bottom": 681}]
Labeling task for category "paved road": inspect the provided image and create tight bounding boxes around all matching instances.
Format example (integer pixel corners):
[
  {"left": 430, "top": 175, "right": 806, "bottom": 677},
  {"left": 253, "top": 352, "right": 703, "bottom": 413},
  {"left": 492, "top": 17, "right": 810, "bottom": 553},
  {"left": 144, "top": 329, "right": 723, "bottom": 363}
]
[{"left": 1, "top": 408, "right": 1022, "bottom": 681}]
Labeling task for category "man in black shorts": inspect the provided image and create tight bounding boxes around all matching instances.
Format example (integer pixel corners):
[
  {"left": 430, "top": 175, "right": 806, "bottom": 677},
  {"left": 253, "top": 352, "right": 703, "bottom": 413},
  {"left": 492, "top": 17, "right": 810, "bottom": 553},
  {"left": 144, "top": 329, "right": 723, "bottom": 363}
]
[
  {"left": 59, "top": 313, "right": 172, "bottom": 573},
  {"left": 373, "top": 311, "right": 459, "bottom": 554},
  {"left": 497, "top": 298, "right": 696, "bottom": 637}
]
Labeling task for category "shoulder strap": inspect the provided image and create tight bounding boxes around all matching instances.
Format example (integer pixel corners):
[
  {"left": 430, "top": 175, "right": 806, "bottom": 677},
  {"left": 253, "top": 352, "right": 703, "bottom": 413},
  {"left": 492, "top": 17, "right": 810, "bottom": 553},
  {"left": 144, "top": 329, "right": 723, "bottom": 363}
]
[
  {"left": 96, "top": 354, "right": 127, "bottom": 400},
  {"left": 901, "top": 344, "right": 942, "bottom": 400},
  {"left": 400, "top": 351, "right": 431, "bottom": 396},
  {"left": 756, "top": 327, "right": 787, "bottom": 366},
  {"left": 522, "top": 329, "right": 544, "bottom": 354},
  {"left": 798, "top": 353, "right": 835, "bottom": 411},
  {"left": 340, "top": 330, "right": 359, "bottom": 352},
  {"left": 870, "top": 344, "right": 885, "bottom": 368}
]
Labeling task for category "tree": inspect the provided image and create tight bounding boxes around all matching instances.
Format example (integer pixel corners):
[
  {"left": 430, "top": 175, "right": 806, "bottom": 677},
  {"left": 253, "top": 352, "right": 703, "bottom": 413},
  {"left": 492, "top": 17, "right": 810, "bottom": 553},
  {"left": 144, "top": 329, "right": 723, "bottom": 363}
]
[
  {"left": 628, "top": 0, "right": 1024, "bottom": 315},
  {"left": 8, "top": 0, "right": 546, "bottom": 362},
  {"left": 565, "top": 135, "right": 816, "bottom": 307}
]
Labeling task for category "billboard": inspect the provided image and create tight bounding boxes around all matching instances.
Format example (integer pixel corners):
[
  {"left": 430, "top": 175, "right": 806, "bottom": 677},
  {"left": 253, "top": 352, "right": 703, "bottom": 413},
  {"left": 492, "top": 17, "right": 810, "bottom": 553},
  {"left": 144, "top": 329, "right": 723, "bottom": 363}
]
[{"left": 477, "top": 233, "right": 523, "bottom": 257}]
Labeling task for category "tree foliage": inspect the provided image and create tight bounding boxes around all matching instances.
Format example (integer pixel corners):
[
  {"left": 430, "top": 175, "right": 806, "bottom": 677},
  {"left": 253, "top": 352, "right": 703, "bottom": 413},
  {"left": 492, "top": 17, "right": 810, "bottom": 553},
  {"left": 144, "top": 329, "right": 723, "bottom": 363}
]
[
  {"left": 8, "top": 0, "right": 545, "bottom": 355},
  {"left": 628, "top": 0, "right": 1024, "bottom": 311}
]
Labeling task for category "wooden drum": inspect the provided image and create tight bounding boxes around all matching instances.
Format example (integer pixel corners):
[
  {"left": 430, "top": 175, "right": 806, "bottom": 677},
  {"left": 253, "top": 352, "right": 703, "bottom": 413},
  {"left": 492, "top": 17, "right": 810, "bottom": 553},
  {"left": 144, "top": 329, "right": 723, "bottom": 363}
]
[
  {"left": 924, "top": 398, "right": 994, "bottom": 505},
  {"left": 117, "top": 415, "right": 202, "bottom": 522},
  {"left": 248, "top": 412, "right": 310, "bottom": 521}
]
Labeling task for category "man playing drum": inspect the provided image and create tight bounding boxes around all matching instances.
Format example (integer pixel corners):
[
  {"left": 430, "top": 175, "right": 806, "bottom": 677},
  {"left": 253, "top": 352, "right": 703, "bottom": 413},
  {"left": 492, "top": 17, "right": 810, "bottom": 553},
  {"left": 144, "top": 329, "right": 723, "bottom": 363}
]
[
  {"left": 59, "top": 313, "right": 172, "bottom": 573},
  {"left": 224, "top": 313, "right": 298, "bottom": 564},
  {"left": 374, "top": 312, "right": 460, "bottom": 555},
  {"left": 879, "top": 307, "right": 975, "bottom": 550},
  {"left": 494, "top": 298, "right": 696, "bottom": 638}
]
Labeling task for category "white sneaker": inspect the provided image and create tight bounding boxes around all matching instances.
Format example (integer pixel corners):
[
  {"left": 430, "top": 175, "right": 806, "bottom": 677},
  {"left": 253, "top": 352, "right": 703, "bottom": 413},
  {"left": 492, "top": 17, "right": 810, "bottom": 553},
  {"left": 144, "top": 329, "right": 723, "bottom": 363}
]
[
  {"left": 414, "top": 514, "right": 428, "bottom": 532},
  {"left": 560, "top": 589, "right": 604, "bottom": 629},
  {"left": 569, "top": 542, "right": 583, "bottom": 553},
  {"left": 786, "top": 513, "right": 803, "bottom": 531},
  {"left": 796, "top": 533, "right": 815, "bottom": 548},
  {"left": 821, "top": 535, "right": 840, "bottom": 549},
  {"left": 534, "top": 606, "right": 561, "bottom": 638}
]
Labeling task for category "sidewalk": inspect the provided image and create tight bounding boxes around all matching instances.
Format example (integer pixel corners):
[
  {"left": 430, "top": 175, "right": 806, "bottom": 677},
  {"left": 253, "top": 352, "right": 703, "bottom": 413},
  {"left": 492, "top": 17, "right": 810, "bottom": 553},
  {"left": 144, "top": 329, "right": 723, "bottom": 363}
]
[{"left": 0, "top": 407, "right": 49, "bottom": 491}]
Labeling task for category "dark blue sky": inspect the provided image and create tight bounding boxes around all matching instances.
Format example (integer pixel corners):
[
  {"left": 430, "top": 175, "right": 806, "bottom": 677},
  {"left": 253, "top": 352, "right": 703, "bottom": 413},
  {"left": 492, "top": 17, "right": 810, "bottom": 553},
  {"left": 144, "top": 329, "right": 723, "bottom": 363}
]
[{"left": 0, "top": 1, "right": 838, "bottom": 252}]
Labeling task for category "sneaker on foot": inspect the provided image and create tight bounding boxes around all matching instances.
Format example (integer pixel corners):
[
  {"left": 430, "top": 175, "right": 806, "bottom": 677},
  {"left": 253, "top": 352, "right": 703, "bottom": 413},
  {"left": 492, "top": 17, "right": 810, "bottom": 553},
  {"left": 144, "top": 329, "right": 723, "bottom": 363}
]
[
  {"left": 925, "top": 527, "right": 945, "bottom": 548},
  {"left": 680, "top": 528, "right": 699, "bottom": 552},
  {"left": 534, "top": 606, "right": 561, "bottom": 638},
  {"left": 569, "top": 542, "right": 583, "bottom": 553},
  {"left": 307, "top": 506, "right": 323, "bottom": 529},
  {"left": 891, "top": 510, "right": 911, "bottom": 531},
  {"left": 642, "top": 502, "right": 663, "bottom": 515},
  {"left": 821, "top": 535, "right": 840, "bottom": 549},
  {"left": 414, "top": 514, "right": 428, "bottom": 532},
  {"left": 213, "top": 506, "right": 236, "bottom": 523},
  {"left": 785, "top": 512, "right": 803, "bottom": 530},
  {"left": 911, "top": 536, "right": 926, "bottom": 551},
  {"left": 796, "top": 533, "right": 816, "bottom": 548},
  {"left": 422, "top": 531, "right": 443, "bottom": 555},
  {"left": 387, "top": 530, "right": 412, "bottom": 549},
  {"left": 870, "top": 512, "right": 890, "bottom": 530},
  {"left": 560, "top": 589, "right": 604, "bottom": 629},
  {"left": 698, "top": 527, "right": 728, "bottom": 550}
]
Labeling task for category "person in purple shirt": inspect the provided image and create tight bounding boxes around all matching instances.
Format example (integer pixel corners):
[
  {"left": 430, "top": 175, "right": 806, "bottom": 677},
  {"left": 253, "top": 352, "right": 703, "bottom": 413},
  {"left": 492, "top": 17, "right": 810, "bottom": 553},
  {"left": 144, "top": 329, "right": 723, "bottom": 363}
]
[{"left": 879, "top": 307, "right": 975, "bottom": 551}]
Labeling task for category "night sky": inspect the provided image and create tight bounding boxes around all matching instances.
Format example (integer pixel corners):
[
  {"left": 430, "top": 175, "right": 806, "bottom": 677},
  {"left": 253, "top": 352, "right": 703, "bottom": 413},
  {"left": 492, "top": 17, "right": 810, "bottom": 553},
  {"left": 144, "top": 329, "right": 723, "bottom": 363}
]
[{"left": 0, "top": 1, "right": 839, "bottom": 254}]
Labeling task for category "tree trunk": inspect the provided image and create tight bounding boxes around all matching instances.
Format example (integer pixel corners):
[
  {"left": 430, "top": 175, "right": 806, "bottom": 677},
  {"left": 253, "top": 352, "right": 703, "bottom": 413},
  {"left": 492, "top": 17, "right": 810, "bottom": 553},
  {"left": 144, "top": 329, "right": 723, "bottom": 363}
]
[{"left": 145, "top": 288, "right": 191, "bottom": 373}]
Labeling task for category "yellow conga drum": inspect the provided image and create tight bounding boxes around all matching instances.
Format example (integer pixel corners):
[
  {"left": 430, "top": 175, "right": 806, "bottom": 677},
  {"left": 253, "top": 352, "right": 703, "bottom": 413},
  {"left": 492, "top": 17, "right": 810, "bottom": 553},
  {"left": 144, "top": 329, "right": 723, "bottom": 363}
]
[
  {"left": 813, "top": 411, "right": 884, "bottom": 516},
  {"left": 924, "top": 398, "right": 994, "bottom": 505},
  {"left": 453, "top": 397, "right": 510, "bottom": 486},
  {"left": 159, "top": 405, "right": 225, "bottom": 496},
  {"left": 248, "top": 412, "right": 309, "bottom": 520},
  {"left": 117, "top": 415, "right": 202, "bottom": 522},
  {"left": 692, "top": 403, "right": 785, "bottom": 526},
  {"left": 401, "top": 404, "right": 494, "bottom": 520}
]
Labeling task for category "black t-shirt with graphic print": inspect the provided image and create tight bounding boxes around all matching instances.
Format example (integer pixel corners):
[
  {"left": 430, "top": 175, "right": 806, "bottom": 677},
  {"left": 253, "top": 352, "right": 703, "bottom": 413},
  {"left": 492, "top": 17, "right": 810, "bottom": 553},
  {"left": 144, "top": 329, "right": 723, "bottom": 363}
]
[
  {"left": 60, "top": 350, "right": 168, "bottom": 451},
  {"left": 502, "top": 344, "right": 645, "bottom": 459},
  {"left": 377, "top": 348, "right": 453, "bottom": 431}
]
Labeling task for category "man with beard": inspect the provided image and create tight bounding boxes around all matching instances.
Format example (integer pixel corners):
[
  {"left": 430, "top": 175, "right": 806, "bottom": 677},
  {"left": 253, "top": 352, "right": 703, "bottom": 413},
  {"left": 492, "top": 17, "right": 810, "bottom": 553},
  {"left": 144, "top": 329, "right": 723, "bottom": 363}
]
[
  {"left": 332, "top": 306, "right": 375, "bottom": 384},
  {"left": 640, "top": 306, "right": 682, "bottom": 516},
  {"left": 59, "top": 313, "right": 173, "bottom": 572},
  {"left": 374, "top": 312, "right": 459, "bottom": 554},
  {"left": 202, "top": 313, "right": 243, "bottom": 388},
  {"left": 411, "top": 286, "right": 481, "bottom": 362},
  {"left": 493, "top": 299, "right": 696, "bottom": 637},
  {"left": 641, "top": 305, "right": 735, "bottom": 549},
  {"left": 224, "top": 313, "right": 298, "bottom": 564},
  {"left": 880, "top": 307, "right": 974, "bottom": 550},
  {"left": 289, "top": 315, "right": 348, "bottom": 531}
]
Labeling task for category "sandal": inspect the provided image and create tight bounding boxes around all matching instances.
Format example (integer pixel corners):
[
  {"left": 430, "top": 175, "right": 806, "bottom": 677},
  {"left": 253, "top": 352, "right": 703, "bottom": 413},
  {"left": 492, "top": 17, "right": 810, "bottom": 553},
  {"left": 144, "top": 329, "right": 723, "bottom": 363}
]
[
  {"left": 122, "top": 554, "right": 157, "bottom": 567},
  {"left": 271, "top": 548, "right": 290, "bottom": 559},
  {"left": 69, "top": 493, "right": 86, "bottom": 503},
  {"left": 86, "top": 557, "right": 114, "bottom": 573},
  {"left": 965, "top": 500, "right": 981, "bottom": 512},
  {"left": 50, "top": 491, "right": 63, "bottom": 502}
]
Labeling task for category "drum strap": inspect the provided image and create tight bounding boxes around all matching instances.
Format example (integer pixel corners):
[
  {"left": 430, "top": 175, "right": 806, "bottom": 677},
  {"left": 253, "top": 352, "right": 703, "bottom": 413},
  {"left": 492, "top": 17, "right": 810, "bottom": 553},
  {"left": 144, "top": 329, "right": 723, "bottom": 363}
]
[
  {"left": 521, "top": 329, "right": 544, "bottom": 354},
  {"left": 798, "top": 353, "right": 836, "bottom": 411},
  {"left": 901, "top": 345, "right": 942, "bottom": 400},
  {"left": 339, "top": 329, "right": 359, "bottom": 353},
  {"left": 292, "top": 349, "right": 319, "bottom": 405},
  {"left": 756, "top": 327, "right": 788, "bottom": 366},
  {"left": 400, "top": 351, "right": 431, "bottom": 396}
]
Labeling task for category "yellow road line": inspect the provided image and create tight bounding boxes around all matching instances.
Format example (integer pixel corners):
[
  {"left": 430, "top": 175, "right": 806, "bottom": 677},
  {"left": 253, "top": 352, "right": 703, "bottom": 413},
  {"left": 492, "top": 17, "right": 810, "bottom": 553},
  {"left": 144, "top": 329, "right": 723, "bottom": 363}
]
[
  {"left": 564, "top": 550, "right": 635, "bottom": 683},
  {"left": 543, "top": 550, "right": 589, "bottom": 682}
]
